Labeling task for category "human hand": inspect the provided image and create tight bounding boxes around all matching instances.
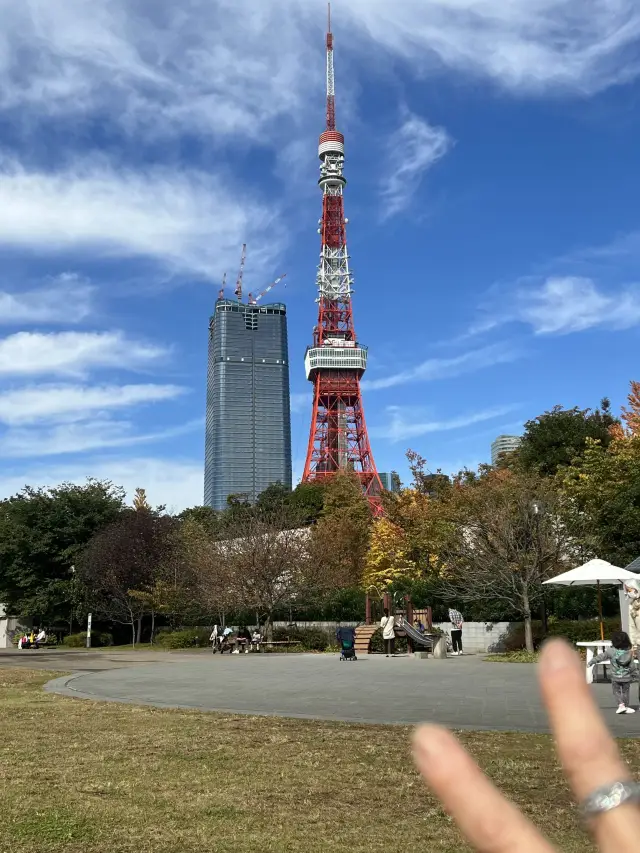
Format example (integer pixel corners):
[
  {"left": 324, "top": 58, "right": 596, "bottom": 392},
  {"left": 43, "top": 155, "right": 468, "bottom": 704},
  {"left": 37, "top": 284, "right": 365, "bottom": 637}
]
[{"left": 413, "top": 639, "right": 640, "bottom": 852}]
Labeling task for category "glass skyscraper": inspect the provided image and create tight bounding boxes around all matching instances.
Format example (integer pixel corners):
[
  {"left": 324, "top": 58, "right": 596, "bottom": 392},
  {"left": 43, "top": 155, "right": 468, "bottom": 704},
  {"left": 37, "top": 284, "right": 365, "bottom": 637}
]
[{"left": 204, "top": 299, "right": 292, "bottom": 510}]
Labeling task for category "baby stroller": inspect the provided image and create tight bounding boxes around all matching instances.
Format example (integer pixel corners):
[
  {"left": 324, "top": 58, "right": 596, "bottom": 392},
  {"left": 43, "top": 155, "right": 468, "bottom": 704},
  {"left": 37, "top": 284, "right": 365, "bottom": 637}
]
[{"left": 336, "top": 626, "right": 357, "bottom": 662}]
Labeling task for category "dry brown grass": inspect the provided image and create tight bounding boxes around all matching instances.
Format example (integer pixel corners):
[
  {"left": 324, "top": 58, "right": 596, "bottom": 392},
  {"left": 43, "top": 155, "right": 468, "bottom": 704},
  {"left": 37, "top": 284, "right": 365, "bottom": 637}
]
[{"left": 1, "top": 667, "right": 634, "bottom": 852}]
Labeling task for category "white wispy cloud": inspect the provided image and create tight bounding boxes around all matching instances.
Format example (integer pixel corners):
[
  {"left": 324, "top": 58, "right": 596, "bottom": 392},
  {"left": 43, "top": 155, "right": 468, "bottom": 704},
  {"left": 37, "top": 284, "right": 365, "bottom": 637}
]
[
  {"left": 373, "top": 404, "right": 520, "bottom": 442},
  {"left": 350, "top": 0, "right": 640, "bottom": 95},
  {"left": 379, "top": 112, "right": 451, "bottom": 218},
  {"left": 0, "top": 383, "right": 186, "bottom": 426},
  {"left": 0, "top": 273, "right": 94, "bottom": 325},
  {"left": 362, "top": 344, "right": 519, "bottom": 391},
  {"left": 0, "top": 456, "right": 204, "bottom": 512},
  {"left": 0, "top": 156, "right": 279, "bottom": 280},
  {"left": 0, "top": 331, "right": 168, "bottom": 378},
  {"left": 520, "top": 276, "right": 640, "bottom": 334},
  {"left": 0, "top": 0, "right": 637, "bottom": 145},
  {"left": 475, "top": 276, "right": 640, "bottom": 336},
  {"left": 0, "top": 418, "right": 202, "bottom": 459}
]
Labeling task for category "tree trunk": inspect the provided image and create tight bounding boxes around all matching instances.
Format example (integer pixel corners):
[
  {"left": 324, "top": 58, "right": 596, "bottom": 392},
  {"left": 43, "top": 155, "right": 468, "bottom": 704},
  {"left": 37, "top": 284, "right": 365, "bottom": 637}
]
[
  {"left": 150, "top": 610, "right": 156, "bottom": 645},
  {"left": 522, "top": 589, "right": 534, "bottom": 653},
  {"left": 136, "top": 617, "right": 142, "bottom": 645},
  {"left": 131, "top": 620, "right": 136, "bottom": 647},
  {"left": 264, "top": 613, "right": 273, "bottom": 642},
  {"left": 524, "top": 616, "right": 534, "bottom": 654}
]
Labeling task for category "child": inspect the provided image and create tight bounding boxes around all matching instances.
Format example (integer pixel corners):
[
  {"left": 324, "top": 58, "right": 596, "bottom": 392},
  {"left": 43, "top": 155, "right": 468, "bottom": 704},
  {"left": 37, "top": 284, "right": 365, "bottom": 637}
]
[{"left": 589, "top": 631, "right": 638, "bottom": 715}]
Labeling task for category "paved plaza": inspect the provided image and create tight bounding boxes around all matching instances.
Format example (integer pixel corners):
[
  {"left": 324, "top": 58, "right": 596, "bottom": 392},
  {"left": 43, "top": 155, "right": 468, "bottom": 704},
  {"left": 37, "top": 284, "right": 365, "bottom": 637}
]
[{"left": 2, "top": 648, "right": 635, "bottom": 735}]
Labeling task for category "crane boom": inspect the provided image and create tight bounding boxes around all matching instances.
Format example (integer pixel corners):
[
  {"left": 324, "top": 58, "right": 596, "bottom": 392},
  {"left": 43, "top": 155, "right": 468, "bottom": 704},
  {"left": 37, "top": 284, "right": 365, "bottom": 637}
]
[
  {"left": 234, "top": 243, "right": 247, "bottom": 301},
  {"left": 218, "top": 271, "right": 227, "bottom": 300},
  {"left": 247, "top": 274, "right": 287, "bottom": 305}
]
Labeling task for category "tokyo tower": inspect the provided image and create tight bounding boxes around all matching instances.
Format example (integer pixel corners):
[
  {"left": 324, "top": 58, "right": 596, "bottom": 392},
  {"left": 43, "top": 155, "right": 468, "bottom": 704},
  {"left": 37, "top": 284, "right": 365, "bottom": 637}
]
[{"left": 302, "top": 4, "right": 382, "bottom": 511}]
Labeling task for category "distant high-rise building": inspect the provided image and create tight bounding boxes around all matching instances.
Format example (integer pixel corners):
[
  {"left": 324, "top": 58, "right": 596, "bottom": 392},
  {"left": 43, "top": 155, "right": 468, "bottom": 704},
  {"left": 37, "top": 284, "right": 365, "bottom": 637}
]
[
  {"left": 379, "top": 472, "right": 401, "bottom": 493},
  {"left": 204, "top": 299, "right": 292, "bottom": 510},
  {"left": 491, "top": 434, "right": 521, "bottom": 465}
]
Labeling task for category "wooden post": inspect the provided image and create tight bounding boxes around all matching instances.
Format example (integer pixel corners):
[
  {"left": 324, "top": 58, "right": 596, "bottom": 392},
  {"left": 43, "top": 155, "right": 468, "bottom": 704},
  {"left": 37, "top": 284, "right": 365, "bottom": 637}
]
[
  {"left": 405, "top": 595, "right": 414, "bottom": 655},
  {"left": 365, "top": 594, "right": 372, "bottom": 626},
  {"left": 597, "top": 581, "right": 604, "bottom": 641},
  {"left": 383, "top": 591, "right": 391, "bottom": 613},
  {"left": 426, "top": 606, "right": 433, "bottom": 631}
]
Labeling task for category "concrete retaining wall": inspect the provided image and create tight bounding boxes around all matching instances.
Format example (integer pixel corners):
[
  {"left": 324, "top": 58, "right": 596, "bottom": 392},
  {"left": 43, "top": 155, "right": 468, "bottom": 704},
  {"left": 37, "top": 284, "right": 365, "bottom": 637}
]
[
  {"left": 432, "top": 621, "right": 512, "bottom": 653},
  {"left": 0, "top": 604, "right": 29, "bottom": 648}
]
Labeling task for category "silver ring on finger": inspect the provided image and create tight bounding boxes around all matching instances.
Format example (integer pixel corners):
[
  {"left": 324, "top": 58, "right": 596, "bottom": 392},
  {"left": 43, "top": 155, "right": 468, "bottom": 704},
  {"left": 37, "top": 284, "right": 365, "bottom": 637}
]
[{"left": 581, "top": 781, "right": 640, "bottom": 820}]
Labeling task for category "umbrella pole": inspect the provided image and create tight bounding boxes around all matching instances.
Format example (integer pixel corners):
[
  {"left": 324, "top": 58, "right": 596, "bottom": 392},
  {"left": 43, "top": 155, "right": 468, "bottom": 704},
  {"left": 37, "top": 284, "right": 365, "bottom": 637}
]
[{"left": 597, "top": 580, "right": 604, "bottom": 641}]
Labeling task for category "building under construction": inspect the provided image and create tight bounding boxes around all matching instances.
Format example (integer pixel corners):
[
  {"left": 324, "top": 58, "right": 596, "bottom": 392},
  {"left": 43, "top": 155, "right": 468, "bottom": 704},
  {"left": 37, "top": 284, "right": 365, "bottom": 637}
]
[{"left": 204, "top": 252, "right": 292, "bottom": 510}]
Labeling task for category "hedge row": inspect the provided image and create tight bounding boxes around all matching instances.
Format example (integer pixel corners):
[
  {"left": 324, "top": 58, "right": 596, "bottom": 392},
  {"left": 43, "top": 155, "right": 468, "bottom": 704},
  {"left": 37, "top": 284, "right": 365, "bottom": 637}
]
[
  {"left": 503, "top": 618, "right": 621, "bottom": 651},
  {"left": 271, "top": 627, "right": 330, "bottom": 651},
  {"left": 155, "top": 628, "right": 211, "bottom": 649},
  {"left": 62, "top": 631, "right": 114, "bottom": 648}
]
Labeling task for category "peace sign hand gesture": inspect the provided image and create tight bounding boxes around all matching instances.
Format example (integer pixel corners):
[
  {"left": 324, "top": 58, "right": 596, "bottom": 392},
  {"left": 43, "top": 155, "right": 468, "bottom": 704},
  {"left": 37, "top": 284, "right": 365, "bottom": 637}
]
[{"left": 414, "top": 639, "right": 640, "bottom": 853}]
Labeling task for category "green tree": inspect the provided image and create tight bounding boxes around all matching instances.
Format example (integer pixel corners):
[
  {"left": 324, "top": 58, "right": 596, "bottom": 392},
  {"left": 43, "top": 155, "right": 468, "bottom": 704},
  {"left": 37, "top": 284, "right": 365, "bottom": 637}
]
[
  {"left": 211, "top": 505, "right": 313, "bottom": 640},
  {"left": 559, "top": 434, "right": 640, "bottom": 567},
  {"left": 255, "top": 482, "right": 291, "bottom": 515},
  {"left": 0, "top": 479, "right": 126, "bottom": 624},
  {"left": 309, "top": 472, "right": 372, "bottom": 587},
  {"left": 77, "top": 507, "right": 177, "bottom": 645},
  {"left": 178, "top": 505, "right": 221, "bottom": 537},
  {"left": 436, "top": 469, "right": 574, "bottom": 652},
  {"left": 517, "top": 400, "right": 617, "bottom": 477},
  {"left": 289, "top": 482, "right": 325, "bottom": 525},
  {"left": 362, "top": 517, "right": 419, "bottom": 596},
  {"left": 255, "top": 482, "right": 325, "bottom": 526}
]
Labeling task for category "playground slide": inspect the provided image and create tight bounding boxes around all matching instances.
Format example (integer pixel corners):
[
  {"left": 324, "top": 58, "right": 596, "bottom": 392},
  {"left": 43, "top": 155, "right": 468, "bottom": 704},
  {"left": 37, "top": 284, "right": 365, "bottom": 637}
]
[{"left": 400, "top": 620, "right": 434, "bottom": 648}]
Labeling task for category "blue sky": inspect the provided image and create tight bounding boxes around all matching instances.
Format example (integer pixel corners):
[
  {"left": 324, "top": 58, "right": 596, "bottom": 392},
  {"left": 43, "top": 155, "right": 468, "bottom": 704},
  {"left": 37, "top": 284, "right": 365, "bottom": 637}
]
[{"left": 0, "top": 0, "right": 639, "bottom": 510}]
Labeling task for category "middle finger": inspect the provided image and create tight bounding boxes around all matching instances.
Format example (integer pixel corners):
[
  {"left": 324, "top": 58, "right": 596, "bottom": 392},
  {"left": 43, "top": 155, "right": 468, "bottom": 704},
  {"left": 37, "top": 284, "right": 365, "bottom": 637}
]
[{"left": 538, "top": 639, "right": 640, "bottom": 852}]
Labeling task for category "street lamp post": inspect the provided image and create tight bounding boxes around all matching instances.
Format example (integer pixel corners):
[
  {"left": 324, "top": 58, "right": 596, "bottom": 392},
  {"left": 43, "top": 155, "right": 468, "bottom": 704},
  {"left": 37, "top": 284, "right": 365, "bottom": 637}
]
[
  {"left": 69, "top": 565, "right": 75, "bottom": 635},
  {"left": 531, "top": 501, "right": 548, "bottom": 633}
]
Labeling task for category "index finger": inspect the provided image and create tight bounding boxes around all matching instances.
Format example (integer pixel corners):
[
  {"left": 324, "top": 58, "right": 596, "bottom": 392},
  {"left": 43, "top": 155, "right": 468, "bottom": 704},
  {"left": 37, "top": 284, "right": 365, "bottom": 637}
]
[{"left": 538, "top": 639, "right": 640, "bottom": 851}]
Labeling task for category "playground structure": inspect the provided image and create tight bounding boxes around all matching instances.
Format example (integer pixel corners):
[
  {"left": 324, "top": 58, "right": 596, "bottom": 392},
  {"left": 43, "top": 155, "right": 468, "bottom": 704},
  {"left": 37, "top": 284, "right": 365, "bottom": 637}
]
[{"left": 354, "top": 593, "right": 435, "bottom": 656}]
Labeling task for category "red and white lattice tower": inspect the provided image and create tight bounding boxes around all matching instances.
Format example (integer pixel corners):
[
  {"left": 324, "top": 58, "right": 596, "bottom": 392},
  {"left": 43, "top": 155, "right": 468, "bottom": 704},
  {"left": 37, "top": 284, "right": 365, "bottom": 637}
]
[{"left": 302, "top": 5, "right": 383, "bottom": 512}]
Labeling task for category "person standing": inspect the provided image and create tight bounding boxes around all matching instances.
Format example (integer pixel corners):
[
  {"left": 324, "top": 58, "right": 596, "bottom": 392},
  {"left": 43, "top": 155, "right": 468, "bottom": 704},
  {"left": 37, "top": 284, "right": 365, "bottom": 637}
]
[
  {"left": 209, "top": 625, "right": 219, "bottom": 653},
  {"left": 449, "top": 608, "right": 464, "bottom": 656},
  {"left": 380, "top": 608, "right": 396, "bottom": 657},
  {"left": 589, "top": 631, "right": 637, "bottom": 714}
]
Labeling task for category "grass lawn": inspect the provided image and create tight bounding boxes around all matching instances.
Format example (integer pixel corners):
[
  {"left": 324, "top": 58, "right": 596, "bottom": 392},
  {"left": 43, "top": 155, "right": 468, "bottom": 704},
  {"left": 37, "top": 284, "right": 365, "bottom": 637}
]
[
  {"left": 484, "top": 651, "right": 540, "bottom": 663},
  {"left": 2, "top": 669, "right": 635, "bottom": 853}
]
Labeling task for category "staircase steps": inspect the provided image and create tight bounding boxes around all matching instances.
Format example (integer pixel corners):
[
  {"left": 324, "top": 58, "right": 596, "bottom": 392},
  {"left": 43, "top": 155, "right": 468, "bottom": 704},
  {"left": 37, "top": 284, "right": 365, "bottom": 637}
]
[{"left": 354, "top": 625, "right": 378, "bottom": 655}]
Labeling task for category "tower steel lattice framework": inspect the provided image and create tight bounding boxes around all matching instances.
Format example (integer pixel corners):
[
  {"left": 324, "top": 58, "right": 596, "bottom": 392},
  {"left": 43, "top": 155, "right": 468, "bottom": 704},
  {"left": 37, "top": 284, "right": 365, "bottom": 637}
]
[{"left": 302, "top": 5, "right": 382, "bottom": 512}]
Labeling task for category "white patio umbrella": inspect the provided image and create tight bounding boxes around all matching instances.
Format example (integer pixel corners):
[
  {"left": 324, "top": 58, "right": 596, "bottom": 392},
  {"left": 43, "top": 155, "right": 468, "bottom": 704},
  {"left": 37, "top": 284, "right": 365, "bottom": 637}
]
[{"left": 544, "top": 559, "right": 637, "bottom": 640}]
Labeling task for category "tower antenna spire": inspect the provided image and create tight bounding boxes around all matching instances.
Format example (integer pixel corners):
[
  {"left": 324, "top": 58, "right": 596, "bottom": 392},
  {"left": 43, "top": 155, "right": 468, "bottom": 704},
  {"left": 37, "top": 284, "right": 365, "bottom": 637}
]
[{"left": 325, "top": 2, "right": 336, "bottom": 131}]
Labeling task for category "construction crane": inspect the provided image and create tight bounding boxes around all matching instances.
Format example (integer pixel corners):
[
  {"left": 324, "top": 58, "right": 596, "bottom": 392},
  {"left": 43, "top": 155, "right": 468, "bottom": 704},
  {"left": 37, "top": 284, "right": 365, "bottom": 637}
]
[
  {"left": 234, "top": 243, "right": 247, "bottom": 301},
  {"left": 247, "top": 274, "right": 287, "bottom": 305},
  {"left": 218, "top": 271, "right": 227, "bottom": 301}
]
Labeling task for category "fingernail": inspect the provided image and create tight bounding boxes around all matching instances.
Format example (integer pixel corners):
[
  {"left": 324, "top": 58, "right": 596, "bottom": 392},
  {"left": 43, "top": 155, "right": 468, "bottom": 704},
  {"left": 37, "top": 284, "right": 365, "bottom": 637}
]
[
  {"left": 540, "top": 639, "right": 573, "bottom": 673},
  {"left": 413, "top": 726, "right": 447, "bottom": 759}
]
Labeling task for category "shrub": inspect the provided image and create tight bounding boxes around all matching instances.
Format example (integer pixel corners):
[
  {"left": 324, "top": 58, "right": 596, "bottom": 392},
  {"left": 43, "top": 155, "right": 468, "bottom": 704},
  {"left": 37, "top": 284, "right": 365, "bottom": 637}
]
[
  {"left": 63, "top": 631, "right": 113, "bottom": 648},
  {"left": 156, "top": 628, "right": 211, "bottom": 649},
  {"left": 501, "top": 622, "right": 544, "bottom": 652},
  {"left": 369, "top": 628, "right": 408, "bottom": 655},
  {"left": 272, "top": 627, "right": 329, "bottom": 651},
  {"left": 547, "top": 618, "right": 620, "bottom": 644},
  {"left": 501, "top": 618, "right": 621, "bottom": 651}
]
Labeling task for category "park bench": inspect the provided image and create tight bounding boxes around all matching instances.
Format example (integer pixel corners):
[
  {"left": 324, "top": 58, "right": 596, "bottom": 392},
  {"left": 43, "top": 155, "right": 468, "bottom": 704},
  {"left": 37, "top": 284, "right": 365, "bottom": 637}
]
[{"left": 261, "top": 639, "right": 298, "bottom": 648}]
